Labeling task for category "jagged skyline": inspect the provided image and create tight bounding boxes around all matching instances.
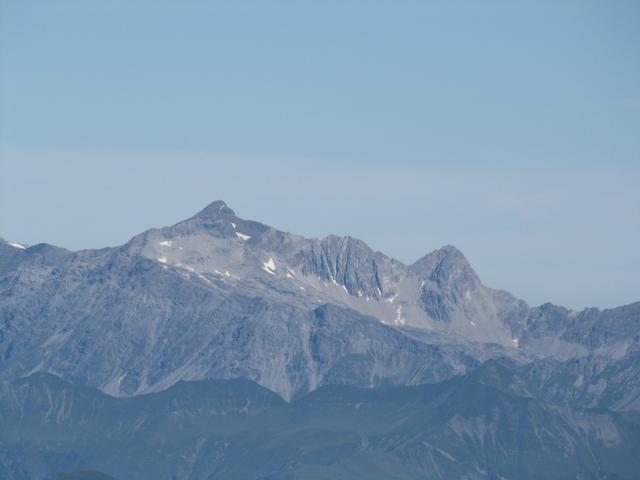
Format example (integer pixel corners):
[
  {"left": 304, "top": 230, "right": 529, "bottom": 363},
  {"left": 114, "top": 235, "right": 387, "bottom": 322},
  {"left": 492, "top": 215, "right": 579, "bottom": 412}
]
[{"left": 2, "top": 1, "right": 639, "bottom": 309}]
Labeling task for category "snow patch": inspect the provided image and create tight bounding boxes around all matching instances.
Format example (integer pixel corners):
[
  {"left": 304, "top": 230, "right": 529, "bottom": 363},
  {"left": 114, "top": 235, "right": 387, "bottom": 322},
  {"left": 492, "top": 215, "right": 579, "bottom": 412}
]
[
  {"left": 236, "top": 232, "right": 251, "bottom": 241},
  {"left": 512, "top": 338, "right": 519, "bottom": 348},
  {"left": 394, "top": 306, "right": 406, "bottom": 325},
  {"left": 386, "top": 293, "right": 398, "bottom": 303},
  {"left": 262, "top": 257, "right": 276, "bottom": 274},
  {"left": 231, "top": 222, "right": 236, "bottom": 229},
  {"left": 326, "top": 268, "right": 336, "bottom": 282},
  {"left": 470, "top": 321, "right": 476, "bottom": 327},
  {"left": 8, "top": 242, "right": 26, "bottom": 249},
  {"left": 159, "top": 240, "right": 173, "bottom": 247},
  {"left": 103, "top": 374, "right": 127, "bottom": 396},
  {"left": 157, "top": 257, "right": 168, "bottom": 264},
  {"left": 197, "top": 273, "right": 211, "bottom": 283}
]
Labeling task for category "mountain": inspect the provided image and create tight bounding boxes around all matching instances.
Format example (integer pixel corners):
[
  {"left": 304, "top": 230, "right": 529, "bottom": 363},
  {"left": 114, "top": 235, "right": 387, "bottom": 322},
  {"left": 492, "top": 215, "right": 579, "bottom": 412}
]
[
  {"left": 0, "top": 201, "right": 637, "bottom": 409},
  {"left": 1, "top": 200, "right": 639, "bottom": 479},
  {"left": 56, "top": 472, "right": 119, "bottom": 480},
  {"left": 2, "top": 362, "right": 639, "bottom": 480}
]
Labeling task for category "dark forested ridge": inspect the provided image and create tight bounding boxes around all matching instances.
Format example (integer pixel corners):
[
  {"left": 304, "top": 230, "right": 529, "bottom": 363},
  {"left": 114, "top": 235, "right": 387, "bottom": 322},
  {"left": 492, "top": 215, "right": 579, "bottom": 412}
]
[{"left": 2, "top": 361, "right": 639, "bottom": 480}]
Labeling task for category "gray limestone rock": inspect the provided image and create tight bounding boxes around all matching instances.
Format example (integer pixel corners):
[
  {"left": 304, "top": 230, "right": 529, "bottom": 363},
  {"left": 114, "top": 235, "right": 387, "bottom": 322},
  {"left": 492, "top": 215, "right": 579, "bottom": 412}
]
[{"left": 0, "top": 202, "right": 637, "bottom": 408}]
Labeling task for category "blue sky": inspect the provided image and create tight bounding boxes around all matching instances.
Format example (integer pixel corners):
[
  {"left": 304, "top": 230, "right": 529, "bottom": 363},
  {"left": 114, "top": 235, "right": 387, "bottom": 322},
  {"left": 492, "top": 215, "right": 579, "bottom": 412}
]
[{"left": 1, "top": 0, "right": 639, "bottom": 309}]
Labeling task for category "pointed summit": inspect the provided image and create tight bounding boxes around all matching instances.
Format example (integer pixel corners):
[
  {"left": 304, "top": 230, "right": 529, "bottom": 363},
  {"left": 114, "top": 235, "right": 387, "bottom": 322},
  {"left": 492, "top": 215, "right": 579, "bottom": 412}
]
[
  {"left": 410, "top": 244, "right": 472, "bottom": 275},
  {"left": 436, "top": 244, "right": 465, "bottom": 257},
  {"left": 193, "top": 200, "right": 236, "bottom": 220}
]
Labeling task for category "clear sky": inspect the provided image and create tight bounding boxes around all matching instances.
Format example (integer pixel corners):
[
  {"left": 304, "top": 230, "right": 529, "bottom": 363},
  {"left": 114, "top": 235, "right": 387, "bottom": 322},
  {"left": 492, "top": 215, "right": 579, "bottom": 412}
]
[{"left": 1, "top": 0, "right": 639, "bottom": 309}]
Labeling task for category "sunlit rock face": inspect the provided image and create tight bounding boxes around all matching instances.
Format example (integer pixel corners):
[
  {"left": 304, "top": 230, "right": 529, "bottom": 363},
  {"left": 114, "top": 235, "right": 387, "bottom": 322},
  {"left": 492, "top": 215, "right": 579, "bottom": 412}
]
[{"left": 0, "top": 201, "right": 638, "bottom": 410}]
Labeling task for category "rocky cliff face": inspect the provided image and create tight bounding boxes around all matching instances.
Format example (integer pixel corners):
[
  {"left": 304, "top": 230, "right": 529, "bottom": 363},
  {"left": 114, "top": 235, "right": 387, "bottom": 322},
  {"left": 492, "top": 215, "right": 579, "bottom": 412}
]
[{"left": 0, "top": 201, "right": 637, "bottom": 408}]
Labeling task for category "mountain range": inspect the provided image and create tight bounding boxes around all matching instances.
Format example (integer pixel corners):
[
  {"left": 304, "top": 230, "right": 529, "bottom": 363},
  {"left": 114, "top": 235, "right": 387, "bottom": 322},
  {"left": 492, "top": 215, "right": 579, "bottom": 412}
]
[{"left": 1, "top": 201, "right": 638, "bottom": 479}]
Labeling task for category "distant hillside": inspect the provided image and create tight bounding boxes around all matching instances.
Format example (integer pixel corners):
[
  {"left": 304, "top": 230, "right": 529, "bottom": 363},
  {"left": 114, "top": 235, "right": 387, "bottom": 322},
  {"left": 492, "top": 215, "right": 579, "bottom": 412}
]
[
  {"left": 56, "top": 471, "right": 118, "bottom": 480},
  {"left": 2, "top": 363, "right": 639, "bottom": 480}
]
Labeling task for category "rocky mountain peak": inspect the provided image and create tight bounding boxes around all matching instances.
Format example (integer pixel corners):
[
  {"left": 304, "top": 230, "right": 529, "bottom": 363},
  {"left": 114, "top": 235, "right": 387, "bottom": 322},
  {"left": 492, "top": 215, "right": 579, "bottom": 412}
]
[
  {"left": 410, "top": 244, "right": 476, "bottom": 281},
  {"left": 192, "top": 200, "right": 236, "bottom": 220}
]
